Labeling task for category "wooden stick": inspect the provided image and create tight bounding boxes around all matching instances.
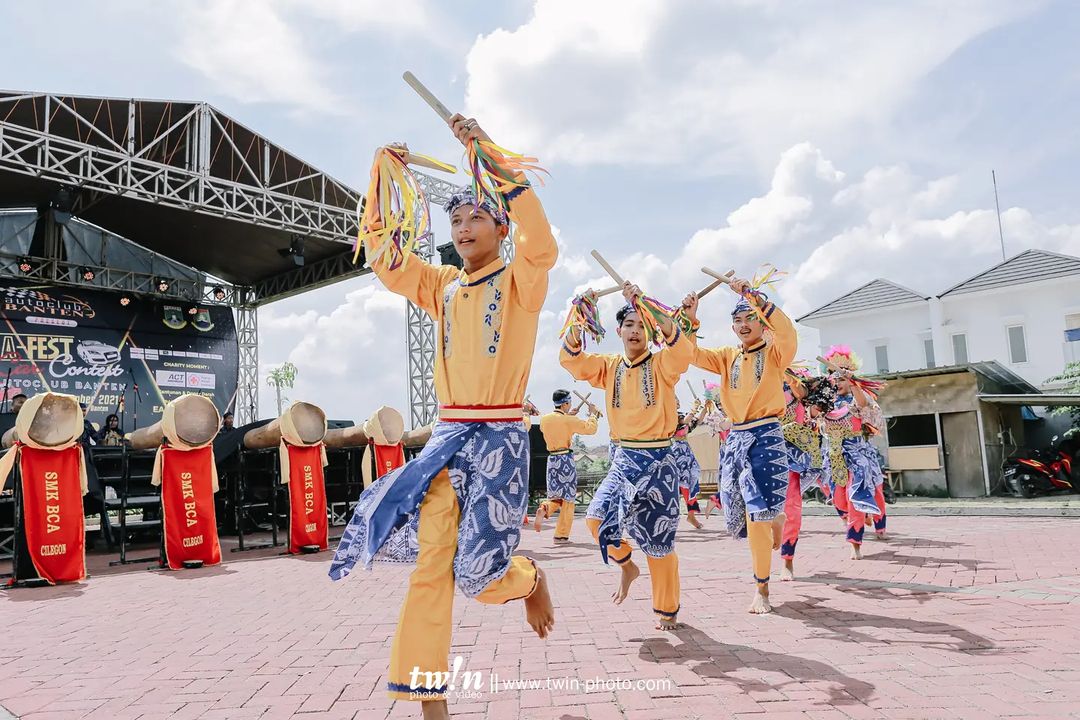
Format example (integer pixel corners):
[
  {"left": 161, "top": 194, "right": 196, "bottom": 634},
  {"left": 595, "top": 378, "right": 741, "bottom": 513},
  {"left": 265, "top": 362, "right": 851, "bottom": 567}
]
[
  {"left": 701, "top": 267, "right": 736, "bottom": 284},
  {"left": 590, "top": 250, "right": 624, "bottom": 285},
  {"left": 817, "top": 355, "right": 844, "bottom": 373},
  {"left": 595, "top": 284, "right": 621, "bottom": 297},
  {"left": 402, "top": 71, "right": 453, "bottom": 122},
  {"left": 686, "top": 381, "right": 700, "bottom": 401},
  {"left": 571, "top": 391, "right": 592, "bottom": 414},
  {"left": 696, "top": 271, "right": 735, "bottom": 299}
]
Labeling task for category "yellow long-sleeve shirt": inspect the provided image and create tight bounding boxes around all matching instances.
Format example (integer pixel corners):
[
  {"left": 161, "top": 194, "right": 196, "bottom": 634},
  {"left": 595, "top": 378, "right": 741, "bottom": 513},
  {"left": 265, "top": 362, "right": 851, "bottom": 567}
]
[
  {"left": 539, "top": 410, "right": 598, "bottom": 452},
  {"left": 560, "top": 327, "right": 693, "bottom": 443},
  {"left": 690, "top": 300, "right": 798, "bottom": 426},
  {"left": 365, "top": 188, "right": 557, "bottom": 415}
]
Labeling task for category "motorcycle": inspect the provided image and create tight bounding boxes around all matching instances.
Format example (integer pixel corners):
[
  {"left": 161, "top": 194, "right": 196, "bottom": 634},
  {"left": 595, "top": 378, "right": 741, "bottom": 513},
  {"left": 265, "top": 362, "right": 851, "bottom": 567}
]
[{"left": 1003, "top": 440, "right": 1076, "bottom": 498}]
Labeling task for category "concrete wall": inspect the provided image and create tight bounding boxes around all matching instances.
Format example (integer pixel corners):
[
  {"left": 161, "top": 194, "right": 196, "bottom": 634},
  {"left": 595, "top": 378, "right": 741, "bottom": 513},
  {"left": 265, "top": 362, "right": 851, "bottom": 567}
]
[
  {"left": 939, "top": 277, "right": 1080, "bottom": 389},
  {"left": 978, "top": 401, "right": 1026, "bottom": 494},
  {"left": 809, "top": 302, "right": 932, "bottom": 374}
]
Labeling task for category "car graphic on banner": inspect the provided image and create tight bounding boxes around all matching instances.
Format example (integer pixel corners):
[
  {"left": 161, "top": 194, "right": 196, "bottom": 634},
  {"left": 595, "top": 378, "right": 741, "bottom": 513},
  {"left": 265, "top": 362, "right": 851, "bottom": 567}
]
[{"left": 76, "top": 340, "right": 121, "bottom": 366}]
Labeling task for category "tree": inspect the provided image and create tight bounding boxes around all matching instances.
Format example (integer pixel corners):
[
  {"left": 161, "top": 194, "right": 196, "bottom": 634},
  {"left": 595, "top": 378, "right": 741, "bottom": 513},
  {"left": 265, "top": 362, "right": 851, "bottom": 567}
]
[
  {"left": 1045, "top": 362, "right": 1080, "bottom": 439},
  {"left": 266, "top": 361, "right": 298, "bottom": 416}
]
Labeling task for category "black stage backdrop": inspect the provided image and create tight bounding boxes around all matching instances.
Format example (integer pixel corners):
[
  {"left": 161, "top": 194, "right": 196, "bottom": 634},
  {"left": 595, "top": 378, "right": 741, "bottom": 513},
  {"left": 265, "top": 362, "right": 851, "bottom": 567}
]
[{"left": 0, "top": 284, "right": 238, "bottom": 432}]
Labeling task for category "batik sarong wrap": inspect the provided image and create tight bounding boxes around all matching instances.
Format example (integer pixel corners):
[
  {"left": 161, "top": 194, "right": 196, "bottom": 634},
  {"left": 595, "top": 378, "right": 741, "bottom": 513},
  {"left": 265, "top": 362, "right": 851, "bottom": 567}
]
[
  {"left": 329, "top": 420, "right": 529, "bottom": 598},
  {"left": 670, "top": 440, "right": 701, "bottom": 498},
  {"left": 608, "top": 440, "right": 618, "bottom": 461},
  {"left": 586, "top": 445, "right": 679, "bottom": 563},
  {"left": 719, "top": 420, "right": 789, "bottom": 539},
  {"left": 841, "top": 437, "right": 884, "bottom": 515},
  {"left": 784, "top": 421, "right": 825, "bottom": 494},
  {"left": 545, "top": 452, "right": 577, "bottom": 502}
]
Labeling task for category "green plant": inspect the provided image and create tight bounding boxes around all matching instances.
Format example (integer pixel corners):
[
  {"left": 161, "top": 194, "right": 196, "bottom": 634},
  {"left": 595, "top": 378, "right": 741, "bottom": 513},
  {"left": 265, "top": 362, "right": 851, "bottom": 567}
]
[
  {"left": 1045, "top": 362, "right": 1080, "bottom": 437},
  {"left": 266, "top": 361, "right": 298, "bottom": 416}
]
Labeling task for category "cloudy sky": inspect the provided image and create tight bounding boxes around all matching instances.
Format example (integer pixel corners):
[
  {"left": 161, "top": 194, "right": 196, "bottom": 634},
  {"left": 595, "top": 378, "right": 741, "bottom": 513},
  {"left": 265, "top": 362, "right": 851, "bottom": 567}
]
[{"left": 4, "top": 1, "right": 1080, "bottom": 433}]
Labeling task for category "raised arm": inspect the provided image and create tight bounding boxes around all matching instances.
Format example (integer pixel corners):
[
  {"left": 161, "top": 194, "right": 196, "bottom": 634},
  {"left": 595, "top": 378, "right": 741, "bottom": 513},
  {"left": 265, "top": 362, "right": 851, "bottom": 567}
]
[
  {"left": 570, "top": 412, "right": 600, "bottom": 437},
  {"left": 559, "top": 325, "right": 610, "bottom": 390},
  {"left": 507, "top": 188, "right": 558, "bottom": 311},
  {"left": 761, "top": 300, "right": 797, "bottom": 368}
]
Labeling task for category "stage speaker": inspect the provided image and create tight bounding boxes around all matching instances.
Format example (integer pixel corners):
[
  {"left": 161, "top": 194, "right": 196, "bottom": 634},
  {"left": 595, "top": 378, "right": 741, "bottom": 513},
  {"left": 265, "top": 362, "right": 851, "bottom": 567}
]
[{"left": 437, "top": 242, "right": 463, "bottom": 270}]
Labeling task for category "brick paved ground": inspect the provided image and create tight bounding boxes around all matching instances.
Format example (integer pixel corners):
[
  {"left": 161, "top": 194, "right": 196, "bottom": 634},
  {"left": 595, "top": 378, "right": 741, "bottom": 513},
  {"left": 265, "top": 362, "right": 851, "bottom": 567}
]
[{"left": 2, "top": 515, "right": 1080, "bottom": 719}]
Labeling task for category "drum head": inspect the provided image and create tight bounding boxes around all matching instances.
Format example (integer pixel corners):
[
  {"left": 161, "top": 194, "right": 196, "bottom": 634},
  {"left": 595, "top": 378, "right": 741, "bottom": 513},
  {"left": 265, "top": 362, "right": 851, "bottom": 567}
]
[
  {"left": 26, "top": 394, "right": 80, "bottom": 447},
  {"left": 290, "top": 402, "right": 326, "bottom": 444},
  {"left": 172, "top": 395, "right": 219, "bottom": 447}
]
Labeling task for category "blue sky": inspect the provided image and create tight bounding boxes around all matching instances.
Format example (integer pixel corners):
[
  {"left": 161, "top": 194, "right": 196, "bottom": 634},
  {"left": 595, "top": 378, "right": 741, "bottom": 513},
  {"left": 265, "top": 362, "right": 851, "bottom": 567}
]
[{"left": 3, "top": 1, "right": 1079, "bottom": 430}]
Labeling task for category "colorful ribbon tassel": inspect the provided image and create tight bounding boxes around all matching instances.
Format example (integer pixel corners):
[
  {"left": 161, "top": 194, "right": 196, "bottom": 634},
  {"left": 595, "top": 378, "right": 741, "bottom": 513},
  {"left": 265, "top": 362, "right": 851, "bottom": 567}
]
[
  {"left": 466, "top": 140, "right": 547, "bottom": 217},
  {"left": 354, "top": 146, "right": 454, "bottom": 270},
  {"left": 559, "top": 293, "right": 605, "bottom": 348}
]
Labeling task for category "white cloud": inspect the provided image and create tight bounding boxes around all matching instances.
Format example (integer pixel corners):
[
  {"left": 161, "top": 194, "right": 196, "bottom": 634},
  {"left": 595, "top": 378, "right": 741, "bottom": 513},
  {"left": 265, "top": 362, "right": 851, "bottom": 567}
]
[
  {"left": 463, "top": 1, "right": 1034, "bottom": 170},
  {"left": 175, "top": 0, "right": 435, "bottom": 110}
]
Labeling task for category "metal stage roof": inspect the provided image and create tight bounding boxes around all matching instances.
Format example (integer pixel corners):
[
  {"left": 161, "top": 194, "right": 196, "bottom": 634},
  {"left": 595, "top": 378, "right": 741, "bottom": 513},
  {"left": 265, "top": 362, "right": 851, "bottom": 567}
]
[{"left": 0, "top": 91, "right": 455, "bottom": 304}]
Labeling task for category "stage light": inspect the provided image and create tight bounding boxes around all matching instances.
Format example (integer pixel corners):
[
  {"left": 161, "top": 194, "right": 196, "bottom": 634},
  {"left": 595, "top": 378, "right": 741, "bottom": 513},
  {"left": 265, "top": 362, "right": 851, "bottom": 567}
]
[
  {"left": 156, "top": 277, "right": 171, "bottom": 293},
  {"left": 119, "top": 295, "right": 132, "bottom": 307},
  {"left": 278, "top": 236, "right": 305, "bottom": 267},
  {"left": 212, "top": 285, "right": 226, "bottom": 302},
  {"left": 17, "top": 257, "right": 33, "bottom": 273},
  {"left": 80, "top": 267, "right": 96, "bottom": 282},
  {"left": 188, "top": 305, "right": 199, "bottom": 315}
]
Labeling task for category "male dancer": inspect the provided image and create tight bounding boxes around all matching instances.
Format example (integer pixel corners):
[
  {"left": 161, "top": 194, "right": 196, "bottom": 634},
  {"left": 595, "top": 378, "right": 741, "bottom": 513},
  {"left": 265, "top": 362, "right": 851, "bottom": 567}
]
[
  {"left": 534, "top": 390, "right": 600, "bottom": 541},
  {"left": 684, "top": 276, "right": 797, "bottom": 613},
  {"left": 672, "top": 400, "right": 708, "bottom": 529},
  {"left": 561, "top": 285, "right": 696, "bottom": 629},
  {"left": 329, "top": 115, "right": 556, "bottom": 719}
]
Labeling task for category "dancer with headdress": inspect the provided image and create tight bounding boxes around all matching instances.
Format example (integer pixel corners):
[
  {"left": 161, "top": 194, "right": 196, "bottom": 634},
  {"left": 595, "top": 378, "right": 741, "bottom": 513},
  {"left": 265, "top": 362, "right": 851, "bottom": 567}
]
[
  {"left": 560, "top": 282, "right": 697, "bottom": 629},
  {"left": 778, "top": 369, "right": 836, "bottom": 580},
  {"left": 534, "top": 390, "right": 600, "bottom": 541},
  {"left": 684, "top": 270, "right": 797, "bottom": 613},
  {"left": 820, "top": 345, "right": 888, "bottom": 559},
  {"left": 329, "top": 113, "right": 556, "bottom": 717}
]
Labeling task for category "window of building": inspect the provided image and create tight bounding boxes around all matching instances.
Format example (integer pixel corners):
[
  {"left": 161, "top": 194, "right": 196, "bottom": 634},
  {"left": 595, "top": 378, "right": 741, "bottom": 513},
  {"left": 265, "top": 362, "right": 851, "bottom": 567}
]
[
  {"left": 887, "top": 414, "right": 939, "bottom": 446},
  {"left": 1066, "top": 313, "right": 1080, "bottom": 342},
  {"left": 874, "top": 344, "right": 889, "bottom": 373},
  {"left": 952, "top": 333, "right": 968, "bottom": 365},
  {"left": 1007, "top": 324, "right": 1028, "bottom": 364},
  {"left": 923, "top": 338, "right": 936, "bottom": 368}
]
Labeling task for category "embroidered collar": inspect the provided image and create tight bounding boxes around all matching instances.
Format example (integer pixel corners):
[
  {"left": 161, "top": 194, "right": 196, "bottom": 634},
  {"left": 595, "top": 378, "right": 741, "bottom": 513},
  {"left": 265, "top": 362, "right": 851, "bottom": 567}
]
[
  {"left": 622, "top": 350, "right": 652, "bottom": 368},
  {"left": 459, "top": 258, "right": 506, "bottom": 287},
  {"left": 554, "top": 409, "right": 566, "bottom": 415},
  {"left": 741, "top": 339, "right": 767, "bottom": 354}
]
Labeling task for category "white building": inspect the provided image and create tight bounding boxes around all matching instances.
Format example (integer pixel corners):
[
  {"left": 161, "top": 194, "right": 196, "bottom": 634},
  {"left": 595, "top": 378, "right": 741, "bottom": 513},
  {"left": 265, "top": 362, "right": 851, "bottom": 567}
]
[{"left": 798, "top": 249, "right": 1080, "bottom": 391}]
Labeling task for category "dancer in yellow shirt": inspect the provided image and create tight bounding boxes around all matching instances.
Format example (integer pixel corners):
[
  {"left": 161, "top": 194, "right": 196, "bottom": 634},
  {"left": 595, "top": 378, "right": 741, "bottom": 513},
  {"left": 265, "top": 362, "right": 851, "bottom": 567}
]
[
  {"left": 330, "top": 114, "right": 556, "bottom": 718},
  {"left": 533, "top": 390, "right": 600, "bottom": 541},
  {"left": 561, "top": 284, "right": 697, "bottom": 629},
  {"left": 683, "top": 275, "right": 797, "bottom": 614}
]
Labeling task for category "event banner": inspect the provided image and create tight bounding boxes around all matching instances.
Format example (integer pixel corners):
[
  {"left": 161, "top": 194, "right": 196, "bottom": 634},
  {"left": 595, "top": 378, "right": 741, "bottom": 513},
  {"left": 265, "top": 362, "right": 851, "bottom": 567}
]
[
  {"left": 286, "top": 444, "right": 329, "bottom": 554},
  {"left": 18, "top": 445, "right": 86, "bottom": 584},
  {"left": 0, "top": 284, "right": 238, "bottom": 431},
  {"left": 159, "top": 445, "right": 222, "bottom": 570}
]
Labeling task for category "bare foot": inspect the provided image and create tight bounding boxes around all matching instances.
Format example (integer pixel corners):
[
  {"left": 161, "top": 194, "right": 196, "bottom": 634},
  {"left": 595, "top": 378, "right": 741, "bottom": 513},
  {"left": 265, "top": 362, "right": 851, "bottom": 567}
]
[
  {"left": 421, "top": 700, "right": 450, "bottom": 720},
  {"left": 612, "top": 559, "right": 641, "bottom": 605},
  {"left": 687, "top": 512, "right": 703, "bottom": 529},
  {"left": 524, "top": 566, "right": 556, "bottom": 639},
  {"left": 553, "top": 536, "right": 569, "bottom": 543},
  {"left": 780, "top": 559, "right": 795, "bottom": 582},
  {"left": 748, "top": 585, "right": 772, "bottom": 614},
  {"left": 876, "top": 530, "right": 888, "bottom": 540},
  {"left": 656, "top": 615, "right": 680, "bottom": 630},
  {"left": 532, "top": 504, "right": 548, "bottom": 533},
  {"left": 771, "top": 513, "right": 786, "bottom": 550},
  {"left": 849, "top": 543, "right": 862, "bottom": 560}
]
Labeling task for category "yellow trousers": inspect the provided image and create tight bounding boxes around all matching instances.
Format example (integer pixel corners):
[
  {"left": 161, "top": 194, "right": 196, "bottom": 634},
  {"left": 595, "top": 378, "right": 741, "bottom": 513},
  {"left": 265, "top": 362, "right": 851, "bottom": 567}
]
[
  {"left": 747, "top": 514, "right": 773, "bottom": 585},
  {"left": 388, "top": 471, "right": 538, "bottom": 701},
  {"left": 586, "top": 517, "right": 680, "bottom": 620},
  {"left": 538, "top": 498, "right": 576, "bottom": 539}
]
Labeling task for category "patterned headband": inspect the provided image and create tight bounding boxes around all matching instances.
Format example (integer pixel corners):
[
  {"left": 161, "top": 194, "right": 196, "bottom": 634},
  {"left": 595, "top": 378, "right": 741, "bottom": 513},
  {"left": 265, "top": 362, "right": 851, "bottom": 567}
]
[{"left": 444, "top": 189, "right": 509, "bottom": 226}]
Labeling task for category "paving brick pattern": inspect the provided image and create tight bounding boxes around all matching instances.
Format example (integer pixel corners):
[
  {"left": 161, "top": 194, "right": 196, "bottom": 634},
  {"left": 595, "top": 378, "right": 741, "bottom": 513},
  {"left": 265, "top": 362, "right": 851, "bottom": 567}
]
[{"left": 2, "top": 515, "right": 1079, "bottom": 719}]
